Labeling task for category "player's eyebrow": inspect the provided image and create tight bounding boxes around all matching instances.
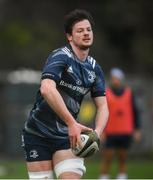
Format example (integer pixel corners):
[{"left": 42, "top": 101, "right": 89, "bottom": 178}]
[{"left": 77, "top": 26, "right": 91, "bottom": 30}]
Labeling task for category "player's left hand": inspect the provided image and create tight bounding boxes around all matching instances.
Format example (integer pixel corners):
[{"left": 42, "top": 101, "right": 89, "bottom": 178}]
[{"left": 133, "top": 130, "right": 141, "bottom": 143}]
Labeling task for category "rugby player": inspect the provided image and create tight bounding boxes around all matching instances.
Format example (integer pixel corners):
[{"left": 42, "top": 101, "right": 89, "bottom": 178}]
[
  {"left": 99, "top": 68, "right": 141, "bottom": 179},
  {"left": 22, "top": 9, "right": 109, "bottom": 179}
]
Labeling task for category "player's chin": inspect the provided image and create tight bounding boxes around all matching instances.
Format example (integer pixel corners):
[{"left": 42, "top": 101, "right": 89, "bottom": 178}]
[{"left": 79, "top": 43, "right": 92, "bottom": 50}]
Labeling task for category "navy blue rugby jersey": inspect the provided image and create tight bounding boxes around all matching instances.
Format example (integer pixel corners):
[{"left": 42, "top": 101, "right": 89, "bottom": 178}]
[{"left": 24, "top": 45, "right": 105, "bottom": 139}]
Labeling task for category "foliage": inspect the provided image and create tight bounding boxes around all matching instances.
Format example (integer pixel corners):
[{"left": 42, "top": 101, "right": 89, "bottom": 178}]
[{"left": 0, "top": 0, "right": 153, "bottom": 75}]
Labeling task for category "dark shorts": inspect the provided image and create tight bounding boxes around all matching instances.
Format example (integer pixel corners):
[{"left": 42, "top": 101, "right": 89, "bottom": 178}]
[
  {"left": 21, "top": 130, "right": 70, "bottom": 162},
  {"left": 104, "top": 135, "right": 132, "bottom": 149}
]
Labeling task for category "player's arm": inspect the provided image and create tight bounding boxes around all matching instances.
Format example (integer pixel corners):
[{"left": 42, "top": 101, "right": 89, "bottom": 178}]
[
  {"left": 41, "top": 79, "right": 75, "bottom": 126},
  {"left": 93, "top": 96, "right": 109, "bottom": 138},
  {"left": 91, "top": 64, "right": 109, "bottom": 137},
  {"left": 132, "top": 92, "right": 141, "bottom": 143},
  {"left": 40, "top": 79, "right": 92, "bottom": 148}
]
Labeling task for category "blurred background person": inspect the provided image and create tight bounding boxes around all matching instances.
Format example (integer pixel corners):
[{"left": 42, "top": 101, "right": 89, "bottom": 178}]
[{"left": 99, "top": 68, "right": 141, "bottom": 179}]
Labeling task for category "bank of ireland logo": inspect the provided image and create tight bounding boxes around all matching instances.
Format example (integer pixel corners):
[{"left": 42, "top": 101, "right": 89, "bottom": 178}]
[
  {"left": 30, "top": 149, "right": 39, "bottom": 159},
  {"left": 76, "top": 79, "right": 82, "bottom": 85}
]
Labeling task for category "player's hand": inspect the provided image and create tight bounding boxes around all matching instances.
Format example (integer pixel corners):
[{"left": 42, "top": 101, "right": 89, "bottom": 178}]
[
  {"left": 68, "top": 122, "right": 93, "bottom": 150},
  {"left": 133, "top": 130, "right": 141, "bottom": 143}
]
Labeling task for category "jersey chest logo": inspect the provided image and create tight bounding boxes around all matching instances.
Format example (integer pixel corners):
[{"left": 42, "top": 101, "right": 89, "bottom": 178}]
[{"left": 86, "top": 69, "right": 96, "bottom": 83}]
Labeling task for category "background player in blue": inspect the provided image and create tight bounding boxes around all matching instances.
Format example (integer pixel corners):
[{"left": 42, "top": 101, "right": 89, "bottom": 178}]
[{"left": 22, "top": 9, "right": 109, "bottom": 179}]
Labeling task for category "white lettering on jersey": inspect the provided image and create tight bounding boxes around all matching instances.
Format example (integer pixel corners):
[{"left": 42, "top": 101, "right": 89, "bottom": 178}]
[{"left": 59, "top": 80, "right": 88, "bottom": 94}]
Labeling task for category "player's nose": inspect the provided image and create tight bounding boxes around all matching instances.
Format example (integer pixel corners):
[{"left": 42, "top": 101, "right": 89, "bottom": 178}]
[{"left": 83, "top": 29, "right": 90, "bottom": 35}]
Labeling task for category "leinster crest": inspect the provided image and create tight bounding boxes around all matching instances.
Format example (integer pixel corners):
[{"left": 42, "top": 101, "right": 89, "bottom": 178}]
[{"left": 86, "top": 69, "right": 96, "bottom": 83}]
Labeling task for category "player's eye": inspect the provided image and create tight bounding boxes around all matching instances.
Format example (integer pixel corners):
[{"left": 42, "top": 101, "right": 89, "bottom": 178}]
[
  {"left": 87, "top": 28, "right": 92, "bottom": 32},
  {"left": 77, "top": 29, "right": 83, "bottom": 33}
]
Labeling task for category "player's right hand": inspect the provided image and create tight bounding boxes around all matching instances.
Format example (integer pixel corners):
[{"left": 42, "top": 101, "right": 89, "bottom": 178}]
[{"left": 68, "top": 122, "right": 93, "bottom": 150}]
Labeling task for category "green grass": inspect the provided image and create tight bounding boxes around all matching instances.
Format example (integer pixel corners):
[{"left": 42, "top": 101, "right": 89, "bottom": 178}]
[
  {"left": 83, "top": 159, "right": 153, "bottom": 179},
  {"left": 0, "top": 159, "right": 153, "bottom": 179}
]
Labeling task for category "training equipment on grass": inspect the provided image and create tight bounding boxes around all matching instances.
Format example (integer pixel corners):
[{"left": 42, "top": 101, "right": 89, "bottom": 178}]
[{"left": 72, "top": 131, "right": 100, "bottom": 158}]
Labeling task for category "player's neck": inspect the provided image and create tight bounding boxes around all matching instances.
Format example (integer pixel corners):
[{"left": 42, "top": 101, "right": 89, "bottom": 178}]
[{"left": 70, "top": 43, "right": 89, "bottom": 61}]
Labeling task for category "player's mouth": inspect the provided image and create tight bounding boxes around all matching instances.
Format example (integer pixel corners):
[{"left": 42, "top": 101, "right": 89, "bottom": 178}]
[{"left": 83, "top": 38, "right": 91, "bottom": 42}]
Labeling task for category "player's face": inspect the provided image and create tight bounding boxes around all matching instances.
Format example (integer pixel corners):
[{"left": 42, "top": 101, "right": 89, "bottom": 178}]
[
  {"left": 67, "top": 19, "right": 93, "bottom": 50},
  {"left": 111, "top": 76, "right": 122, "bottom": 87}
]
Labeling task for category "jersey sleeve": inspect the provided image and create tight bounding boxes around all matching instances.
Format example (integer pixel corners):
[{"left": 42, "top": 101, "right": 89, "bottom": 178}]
[
  {"left": 91, "top": 64, "right": 106, "bottom": 97},
  {"left": 41, "top": 50, "right": 68, "bottom": 83}
]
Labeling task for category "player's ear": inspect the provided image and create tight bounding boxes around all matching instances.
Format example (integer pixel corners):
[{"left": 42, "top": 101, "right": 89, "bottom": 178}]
[{"left": 66, "top": 33, "right": 72, "bottom": 42}]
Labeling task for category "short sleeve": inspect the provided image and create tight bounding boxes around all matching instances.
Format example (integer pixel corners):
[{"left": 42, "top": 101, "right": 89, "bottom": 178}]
[
  {"left": 41, "top": 50, "right": 68, "bottom": 83},
  {"left": 91, "top": 64, "right": 106, "bottom": 97}
]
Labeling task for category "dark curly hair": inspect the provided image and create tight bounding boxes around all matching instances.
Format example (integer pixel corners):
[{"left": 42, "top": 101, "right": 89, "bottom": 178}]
[{"left": 64, "top": 9, "right": 95, "bottom": 35}]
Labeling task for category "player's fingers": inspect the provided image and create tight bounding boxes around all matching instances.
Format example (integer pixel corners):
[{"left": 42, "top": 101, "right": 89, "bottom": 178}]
[
  {"left": 77, "top": 134, "right": 82, "bottom": 148},
  {"left": 69, "top": 136, "right": 73, "bottom": 149},
  {"left": 70, "top": 136, "right": 77, "bottom": 149},
  {"left": 69, "top": 136, "right": 72, "bottom": 148},
  {"left": 81, "top": 125, "right": 93, "bottom": 132}
]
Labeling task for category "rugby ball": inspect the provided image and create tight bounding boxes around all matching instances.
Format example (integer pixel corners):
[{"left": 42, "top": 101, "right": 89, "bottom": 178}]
[{"left": 72, "top": 131, "right": 100, "bottom": 158}]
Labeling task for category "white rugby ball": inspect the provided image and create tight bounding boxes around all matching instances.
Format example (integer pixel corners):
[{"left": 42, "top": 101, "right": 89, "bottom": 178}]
[{"left": 72, "top": 131, "right": 100, "bottom": 158}]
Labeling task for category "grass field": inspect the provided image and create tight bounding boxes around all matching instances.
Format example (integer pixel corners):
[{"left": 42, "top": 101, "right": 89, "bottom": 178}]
[{"left": 0, "top": 158, "right": 153, "bottom": 179}]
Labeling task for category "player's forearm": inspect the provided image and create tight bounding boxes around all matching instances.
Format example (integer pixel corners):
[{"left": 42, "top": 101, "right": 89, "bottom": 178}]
[
  {"left": 40, "top": 80, "right": 76, "bottom": 126},
  {"left": 94, "top": 98, "right": 109, "bottom": 137}
]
